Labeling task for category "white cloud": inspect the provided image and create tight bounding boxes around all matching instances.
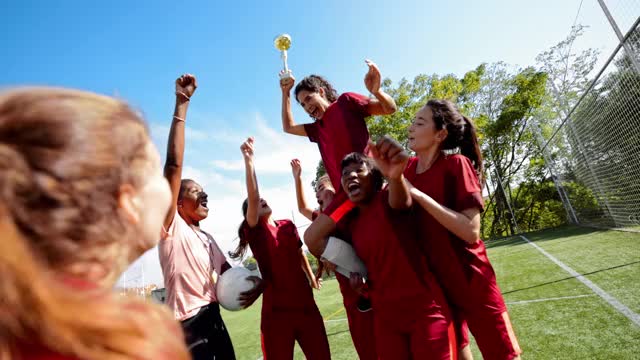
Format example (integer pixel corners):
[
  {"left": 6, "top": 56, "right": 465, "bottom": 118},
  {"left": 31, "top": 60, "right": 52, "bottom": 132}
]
[
  {"left": 121, "top": 113, "right": 322, "bottom": 287},
  {"left": 211, "top": 112, "right": 321, "bottom": 175}
]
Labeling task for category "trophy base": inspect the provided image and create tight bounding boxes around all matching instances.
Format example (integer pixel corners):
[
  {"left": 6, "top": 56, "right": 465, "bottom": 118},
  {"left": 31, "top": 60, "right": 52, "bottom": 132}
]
[{"left": 279, "top": 70, "right": 293, "bottom": 80}]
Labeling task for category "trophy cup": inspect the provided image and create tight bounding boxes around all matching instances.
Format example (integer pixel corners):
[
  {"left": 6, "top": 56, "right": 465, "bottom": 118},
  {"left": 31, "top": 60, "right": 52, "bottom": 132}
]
[{"left": 274, "top": 34, "right": 292, "bottom": 79}]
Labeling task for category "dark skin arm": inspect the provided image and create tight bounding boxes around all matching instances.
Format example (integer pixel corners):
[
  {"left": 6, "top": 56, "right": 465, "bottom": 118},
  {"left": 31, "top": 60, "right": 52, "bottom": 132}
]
[
  {"left": 303, "top": 213, "right": 336, "bottom": 258},
  {"left": 163, "top": 74, "right": 197, "bottom": 229},
  {"left": 238, "top": 275, "right": 264, "bottom": 308}
]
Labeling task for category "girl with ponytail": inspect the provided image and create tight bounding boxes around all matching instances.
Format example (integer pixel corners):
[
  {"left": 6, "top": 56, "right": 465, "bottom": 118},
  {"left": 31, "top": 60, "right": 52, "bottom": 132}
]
[
  {"left": 230, "top": 137, "right": 329, "bottom": 360},
  {"left": 404, "top": 100, "right": 522, "bottom": 360},
  {"left": 0, "top": 87, "right": 188, "bottom": 359}
]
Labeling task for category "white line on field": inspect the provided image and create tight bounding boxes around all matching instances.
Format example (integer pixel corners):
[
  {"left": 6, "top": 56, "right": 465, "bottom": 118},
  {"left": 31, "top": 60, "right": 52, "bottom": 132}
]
[
  {"left": 324, "top": 318, "right": 348, "bottom": 323},
  {"left": 506, "top": 294, "right": 595, "bottom": 305},
  {"left": 519, "top": 235, "right": 640, "bottom": 327}
]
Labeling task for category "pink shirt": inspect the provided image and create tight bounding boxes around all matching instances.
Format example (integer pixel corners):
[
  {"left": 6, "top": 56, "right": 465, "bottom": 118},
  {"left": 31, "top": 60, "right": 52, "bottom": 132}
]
[{"left": 159, "top": 212, "right": 227, "bottom": 320}]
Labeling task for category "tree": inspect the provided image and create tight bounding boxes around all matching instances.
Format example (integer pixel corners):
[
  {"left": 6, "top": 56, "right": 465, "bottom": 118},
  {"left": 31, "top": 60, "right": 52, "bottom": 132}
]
[{"left": 243, "top": 256, "right": 258, "bottom": 271}]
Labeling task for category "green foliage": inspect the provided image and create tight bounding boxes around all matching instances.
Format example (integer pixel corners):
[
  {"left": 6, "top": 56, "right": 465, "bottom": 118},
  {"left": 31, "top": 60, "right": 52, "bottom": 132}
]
[
  {"left": 309, "top": 26, "right": 627, "bottom": 238},
  {"left": 243, "top": 256, "right": 258, "bottom": 271}
]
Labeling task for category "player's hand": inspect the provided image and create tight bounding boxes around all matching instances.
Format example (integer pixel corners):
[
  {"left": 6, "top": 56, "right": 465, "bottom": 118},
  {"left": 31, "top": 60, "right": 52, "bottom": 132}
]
[
  {"left": 364, "top": 60, "right": 382, "bottom": 95},
  {"left": 322, "top": 259, "right": 337, "bottom": 276},
  {"left": 238, "top": 275, "right": 264, "bottom": 308},
  {"left": 311, "top": 276, "right": 322, "bottom": 290},
  {"left": 175, "top": 74, "right": 197, "bottom": 102},
  {"left": 349, "top": 272, "right": 367, "bottom": 295},
  {"left": 240, "top": 137, "right": 255, "bottom": 161},
  {"left": 290, "top": 159, "right": 302, "bottom": 178},
  {"left": 280, "top": 73, "right": 296, "bottom": 93},
  {"left": 368, "top": 136, "right": 409, "bottom": 180}
]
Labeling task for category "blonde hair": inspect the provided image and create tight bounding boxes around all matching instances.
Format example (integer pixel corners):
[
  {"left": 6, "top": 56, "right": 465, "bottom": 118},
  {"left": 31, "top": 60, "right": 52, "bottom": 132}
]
[
  {"left": 0, "top": 88, "right": 189, "bottom": 359},
  {"left": 0, "top": 207, "right": 189, "bottom": 360},
  {"left": 314, "top": 174, "right": 334, "bottom": 193}
]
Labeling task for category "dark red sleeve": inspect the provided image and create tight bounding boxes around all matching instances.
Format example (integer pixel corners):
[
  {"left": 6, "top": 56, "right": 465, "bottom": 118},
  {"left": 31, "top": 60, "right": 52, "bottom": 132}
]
[
  {"left": 244, "top": 223, "right": 273, "bottom": 281},
  {"left": 338, "top": 92, "right": 371, "bottom": 118},
  {"left": 403, "top": 156, "right": 418, "bottom": 181},
  {"left": 303, "top": 121, "right": 320, "bottom": 143},
  {"left": 449, "top": 155, "right": 484, "bottom": 212},
  {"left": 289, "top": 220, "right": 304, "bottom": 248}
]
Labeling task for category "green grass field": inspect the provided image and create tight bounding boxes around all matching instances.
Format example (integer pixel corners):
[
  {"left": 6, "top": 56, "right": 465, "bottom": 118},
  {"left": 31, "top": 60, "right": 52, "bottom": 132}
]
[{"left": 221, "top": 226, "right": 640, "bottom": 359}]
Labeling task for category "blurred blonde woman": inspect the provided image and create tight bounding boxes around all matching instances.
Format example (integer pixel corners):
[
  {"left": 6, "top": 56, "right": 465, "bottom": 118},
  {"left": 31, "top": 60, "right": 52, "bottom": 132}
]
[{"left": 0, "top": 86, "right": 190, "bottom": 360}]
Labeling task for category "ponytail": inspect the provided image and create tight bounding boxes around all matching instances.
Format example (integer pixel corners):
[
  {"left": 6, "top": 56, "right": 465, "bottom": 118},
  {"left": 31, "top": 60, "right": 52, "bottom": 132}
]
[
  {"left": 229, "top": 199, "right": 251, "bottom": 260},
  {"left": 426, "top": 100, "right": 485, "bottom": 185},
  {"left": 461, "top": 116, "right": 484, "bottom": 185}
]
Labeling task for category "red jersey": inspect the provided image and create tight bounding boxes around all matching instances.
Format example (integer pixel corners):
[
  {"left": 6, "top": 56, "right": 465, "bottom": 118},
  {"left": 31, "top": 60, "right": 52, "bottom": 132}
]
[
  {"left": 347, "top": 190, "right": 447, "bottom": 308},
  {"left": 404, "top": 155, "right": 505, "bottom": 312},
  {"left": 243, "top": 219, "right": 315, "bottom": 311},
  {"left": 304, "top": 92, "right": 371, "bottom": 191}
]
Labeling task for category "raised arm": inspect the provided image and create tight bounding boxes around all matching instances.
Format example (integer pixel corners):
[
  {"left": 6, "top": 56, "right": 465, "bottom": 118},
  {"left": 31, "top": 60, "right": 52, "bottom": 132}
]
[
  {"left": 368, "top": 137, "right": 411, "bottom": 210},
  {"left": 280, "top": 76, "right": 307, "bottom": 136},
  {"left": 363, "top": 60, "right": 397, "bottom": 116},
  {"left": 290, "top": 159, "right": 315, "bottom": 220},
  {"left": 241, "top": 137, "right": 260, "bottom": 228},
  {"left": 163, "top": 74, "right": 197, "bottom": 229}
]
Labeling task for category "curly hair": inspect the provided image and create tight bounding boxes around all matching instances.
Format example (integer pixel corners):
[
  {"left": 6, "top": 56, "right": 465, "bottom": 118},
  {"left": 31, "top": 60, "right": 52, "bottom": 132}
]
[{"left": 294, "top": 75, "right": 339, "bottom": 103}]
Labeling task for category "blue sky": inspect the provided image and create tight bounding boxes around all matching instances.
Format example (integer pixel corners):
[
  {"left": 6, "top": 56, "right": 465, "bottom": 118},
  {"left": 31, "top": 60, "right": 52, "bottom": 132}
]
[{"left": 1, "top": 0, "right": 622, "bottom": 286}]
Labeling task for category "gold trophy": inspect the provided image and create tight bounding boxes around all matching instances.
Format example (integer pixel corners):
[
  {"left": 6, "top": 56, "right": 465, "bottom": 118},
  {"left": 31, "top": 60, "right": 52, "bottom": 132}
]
[{"left": 274, "top": 34, "right": 292, "bottom": 79}]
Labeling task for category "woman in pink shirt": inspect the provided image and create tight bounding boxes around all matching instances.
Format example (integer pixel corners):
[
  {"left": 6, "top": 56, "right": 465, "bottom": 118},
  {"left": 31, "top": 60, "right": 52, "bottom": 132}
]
[{"left": 159, "top": 74, "right": 263, "bottom": 360}]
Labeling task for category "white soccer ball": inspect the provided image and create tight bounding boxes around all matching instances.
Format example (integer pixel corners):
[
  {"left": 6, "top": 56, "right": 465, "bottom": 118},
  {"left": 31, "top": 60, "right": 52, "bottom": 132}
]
[{"left": 216, "top": 267, "right": 257, "bottom": 311}]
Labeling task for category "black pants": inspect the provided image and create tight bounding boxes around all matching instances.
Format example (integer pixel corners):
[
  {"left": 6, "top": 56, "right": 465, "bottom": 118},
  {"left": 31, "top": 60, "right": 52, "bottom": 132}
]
[{"left": 180, "top": 303, "right": 236, "bottom": 360}]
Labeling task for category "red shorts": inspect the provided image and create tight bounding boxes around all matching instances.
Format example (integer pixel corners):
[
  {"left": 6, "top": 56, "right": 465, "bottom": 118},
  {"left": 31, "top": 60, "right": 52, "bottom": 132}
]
[
  {"left": 458, "top": 272, "right": 521, "bottom": 359},
  {"left": 260, "top": 307, "right": 330, "bottom": 360},
  {"left": 465, "top": 309, "right": 521, "bottom": 360},
  {"left": 337, "top": 274, "right": 377, "bottom": 360},
  {"left": 374, "top": 303, "right": 456, "bottom": 360},
  {"left": 453, "top": 310, "right": 470, "bottom": 348}
]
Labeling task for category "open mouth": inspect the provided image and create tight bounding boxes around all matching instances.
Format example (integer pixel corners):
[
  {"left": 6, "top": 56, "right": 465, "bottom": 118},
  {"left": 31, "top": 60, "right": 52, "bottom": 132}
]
[
  {"left": 310, "top": 107, "right": 319, "bottom": 119},
  {"left": 346, "top": 181, "right": 361, "bottom": 197},
  {"left": 197, "top": 195, "right": 209, "bottom": 210}
]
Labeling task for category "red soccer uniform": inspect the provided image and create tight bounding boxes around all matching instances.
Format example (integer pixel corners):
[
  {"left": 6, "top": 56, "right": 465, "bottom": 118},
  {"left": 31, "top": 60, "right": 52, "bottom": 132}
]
[
  {"left": 347, "top": 190, "right": 456, "bottom": 360},
  {"left": 304, "top": 92, "right": 371, "bottom": 219},
  {"left": 243, "top": 219, "right": 330, "bottom": 360},
  {"left": 312, "top": 211, "right": 377, "bottom": 360},
  {"left": 404, "top": 155, "right": 522, "bottom": 360}
]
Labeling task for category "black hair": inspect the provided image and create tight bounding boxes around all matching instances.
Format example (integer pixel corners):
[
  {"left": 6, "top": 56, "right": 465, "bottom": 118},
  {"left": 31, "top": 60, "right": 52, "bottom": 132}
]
[
  {"left": 426, "top": 100, "right": 484, "bottom": 184},
  {"left": 294, "top": 75, "right": 339, "bottom": 103},
  {"left": 229, "top": 198, "right": 250, "bottom": 260},
  {"left": 340, "top": 152, "right": 384, "bottom": 192}
]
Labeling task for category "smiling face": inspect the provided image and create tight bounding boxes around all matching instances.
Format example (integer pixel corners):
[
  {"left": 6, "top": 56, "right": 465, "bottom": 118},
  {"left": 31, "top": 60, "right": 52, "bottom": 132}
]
[
  {"left": 315, "top": 184, "right": 335, "bottom": 211},
  {"left": 257, "top": 198, "right": 273, "bottom": 218},
  {"left": 296, "top": 89, "right": 332, "bottom": 120},
  {"left": 177, "top": 180, "right": 209, "bottom": 223},
  {"left": 341, "top": 160, "right": 376, "bottom": 205}
]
